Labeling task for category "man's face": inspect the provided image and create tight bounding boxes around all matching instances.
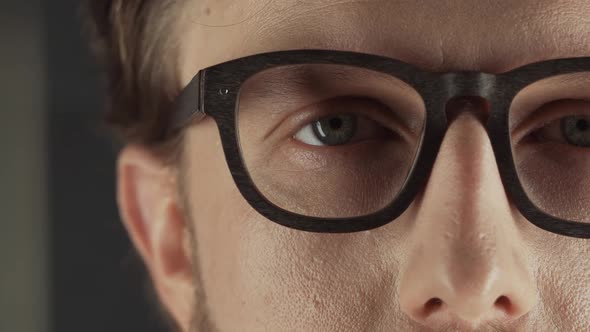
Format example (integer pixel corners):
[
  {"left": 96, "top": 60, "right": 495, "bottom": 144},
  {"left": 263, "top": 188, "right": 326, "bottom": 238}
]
[{"left": 118, "top": 1, "right": 590, "bottom": 331}]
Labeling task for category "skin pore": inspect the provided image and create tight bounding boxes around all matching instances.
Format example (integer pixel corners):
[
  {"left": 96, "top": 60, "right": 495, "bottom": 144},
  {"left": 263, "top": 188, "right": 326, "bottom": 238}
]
[{"left": 117, "top": 1, "right": 590, "bottom": 331}]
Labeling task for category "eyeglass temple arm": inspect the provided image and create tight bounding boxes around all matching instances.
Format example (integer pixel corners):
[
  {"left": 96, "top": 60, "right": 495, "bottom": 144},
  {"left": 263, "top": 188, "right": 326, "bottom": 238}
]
[{"left": 168, "top": 71, "right": 206, "bottom": 137}]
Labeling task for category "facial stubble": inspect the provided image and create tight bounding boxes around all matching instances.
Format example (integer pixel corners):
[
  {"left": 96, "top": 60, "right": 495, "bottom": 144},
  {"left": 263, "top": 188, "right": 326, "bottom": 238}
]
[{"left": 179, "top": 162, "right": 221, "bottom": 332}]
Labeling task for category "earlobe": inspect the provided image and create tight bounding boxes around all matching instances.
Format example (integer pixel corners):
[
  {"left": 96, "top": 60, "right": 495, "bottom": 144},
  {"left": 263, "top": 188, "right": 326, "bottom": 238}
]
[{"left": 116, "top": 145, "right": 194, "bottom": 331}]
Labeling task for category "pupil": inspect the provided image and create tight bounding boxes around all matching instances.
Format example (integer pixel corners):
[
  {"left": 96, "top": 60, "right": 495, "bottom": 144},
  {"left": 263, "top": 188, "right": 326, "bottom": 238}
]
[
  {"left": 312, "top": 114, "right": 357, "bottom": 146},
  {"left": 329, "top": 117, "right": 343, "bottom": 130},
  {"left": 576, "top": 119, "right": 589, "bottom": 131}
]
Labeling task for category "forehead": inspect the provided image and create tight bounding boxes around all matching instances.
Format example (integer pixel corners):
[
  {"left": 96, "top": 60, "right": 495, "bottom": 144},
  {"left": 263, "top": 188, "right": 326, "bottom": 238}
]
[{"left": 177, "top": 0, "right": 590, "bottom": 83}]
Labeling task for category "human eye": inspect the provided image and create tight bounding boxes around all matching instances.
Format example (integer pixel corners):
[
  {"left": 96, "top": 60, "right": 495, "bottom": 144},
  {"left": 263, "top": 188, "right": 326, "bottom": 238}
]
[
  {"left": 292, "top": 99, "right": 400, "bottom": 148},
  {"left": 524, "top": 100, "right": 590, "bottom": 149},
  {"left": 532, "top": 116, "right": 590, "bottom": 148}
]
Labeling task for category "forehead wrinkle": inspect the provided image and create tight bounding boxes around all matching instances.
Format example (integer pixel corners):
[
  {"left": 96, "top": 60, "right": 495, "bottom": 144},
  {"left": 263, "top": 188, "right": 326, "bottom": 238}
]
[
  {"left": 178, "top": 0, "right": 590, "bottom": 82},
  {"left": 185, "top": 0, "right": 274, "bottom": 27},
  {"left": 245, "top": 0, "right": 590, "bottom": 72}
]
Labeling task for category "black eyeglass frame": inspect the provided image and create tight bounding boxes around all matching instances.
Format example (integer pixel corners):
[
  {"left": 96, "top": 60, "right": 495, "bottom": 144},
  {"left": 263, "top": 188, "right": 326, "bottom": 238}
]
[{"left": 169, "top": 49, "right": 590, "bottom": 239}]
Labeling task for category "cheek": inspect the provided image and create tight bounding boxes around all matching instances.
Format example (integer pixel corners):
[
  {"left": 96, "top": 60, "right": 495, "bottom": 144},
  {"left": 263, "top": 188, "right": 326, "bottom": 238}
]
[
  {"left": 198, "top": 210, "right": 402, "bottom": 331},
  {"left": 185, "top": 124, "right": 404, "bottom": 330},
  {"left": 524, "top": 230, "right": 590, "bottom": 331}
]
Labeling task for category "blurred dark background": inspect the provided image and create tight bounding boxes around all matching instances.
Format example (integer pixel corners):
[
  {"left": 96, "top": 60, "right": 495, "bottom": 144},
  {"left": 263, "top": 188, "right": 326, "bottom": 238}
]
[{"left": 1, "top": 1, "right": 169, "bottom": 331}]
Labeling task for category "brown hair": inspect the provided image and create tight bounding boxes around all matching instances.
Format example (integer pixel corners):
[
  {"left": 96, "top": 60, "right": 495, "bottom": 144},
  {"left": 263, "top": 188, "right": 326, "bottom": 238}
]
[
  {"left": 82, "top": 0, "right": 186, "bottom": 162},
  {"left": 82, "top": 2, "right": 187, "bottom": 331}
]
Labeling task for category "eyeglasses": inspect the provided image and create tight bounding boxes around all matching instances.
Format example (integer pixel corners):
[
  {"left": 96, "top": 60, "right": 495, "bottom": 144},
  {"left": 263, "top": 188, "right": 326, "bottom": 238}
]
[{"left": 168, "top": 49, "right": 590, "bottom": 239}]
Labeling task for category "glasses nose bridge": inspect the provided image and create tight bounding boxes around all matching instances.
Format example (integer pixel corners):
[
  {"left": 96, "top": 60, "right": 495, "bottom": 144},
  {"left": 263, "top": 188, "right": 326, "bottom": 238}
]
[
  {"left": 440, "top": 71, "right": 497, "bottom": 122},
  {"left": 442, "top": 71, "right": 497, "bottom": 100}
]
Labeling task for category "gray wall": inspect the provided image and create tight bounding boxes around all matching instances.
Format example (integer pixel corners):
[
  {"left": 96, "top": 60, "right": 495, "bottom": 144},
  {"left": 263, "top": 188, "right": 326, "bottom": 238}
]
[
  {"left": 0, "top": 1, "right": 49, "bottom": 332},
  {"left": 45, "top": 1, "right": 170, "bottom": 331},
  {"left": 1, "top": 1, "right": 169, "bottom": 331}
]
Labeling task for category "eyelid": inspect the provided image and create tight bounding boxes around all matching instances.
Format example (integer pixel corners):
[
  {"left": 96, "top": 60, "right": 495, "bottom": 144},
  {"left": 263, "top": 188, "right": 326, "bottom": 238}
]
[
  {"left": 271, "top": 97, "right": 418, "bottom": 144},
  {"left": 293, "top": 114, "right": 388, "bottom": 147},
  {"left": 511, "top": 99, "right": 590, "bottom": 143},
  {"left": 508, "top": 72, "right": 590, "bottom": 129}
]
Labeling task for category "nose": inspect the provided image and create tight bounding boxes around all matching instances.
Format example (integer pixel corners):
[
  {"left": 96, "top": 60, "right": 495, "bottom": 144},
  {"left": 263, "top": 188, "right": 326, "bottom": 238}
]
[{"left": 398, "top": 104, "right": 537, "bottom": 329}]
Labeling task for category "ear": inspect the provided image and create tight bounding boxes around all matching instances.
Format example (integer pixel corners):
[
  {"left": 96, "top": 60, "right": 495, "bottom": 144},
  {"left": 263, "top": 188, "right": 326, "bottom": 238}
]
[{"left": 117, "top": 145, "right": 193, "bottom": 331}]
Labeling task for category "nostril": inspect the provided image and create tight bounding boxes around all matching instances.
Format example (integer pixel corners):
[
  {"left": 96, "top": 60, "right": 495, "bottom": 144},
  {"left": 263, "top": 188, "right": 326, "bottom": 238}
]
[
  {"left": 494, "top": 295, "right": 513, "bottom": 314},
  {"left": 422, "top": 297, "right": 444, "bottom": 317}
]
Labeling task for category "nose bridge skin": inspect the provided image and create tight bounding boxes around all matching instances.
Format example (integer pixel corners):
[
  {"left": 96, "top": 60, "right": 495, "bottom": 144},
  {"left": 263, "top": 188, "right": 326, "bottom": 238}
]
[{"left": 397, "top": 103, "right": 537, "bottom": 329}]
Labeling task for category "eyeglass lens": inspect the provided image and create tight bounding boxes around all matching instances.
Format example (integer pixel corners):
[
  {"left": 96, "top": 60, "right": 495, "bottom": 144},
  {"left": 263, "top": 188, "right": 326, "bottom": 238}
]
[
  {"left": 236, "top": 63, "right": 590, "bottom": 222},
  {"left": 509, "top": 72, "right": 590, "bottom": 223},
  {"left": 237, "top": 64, "right": 425, "bottom": 218}
]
